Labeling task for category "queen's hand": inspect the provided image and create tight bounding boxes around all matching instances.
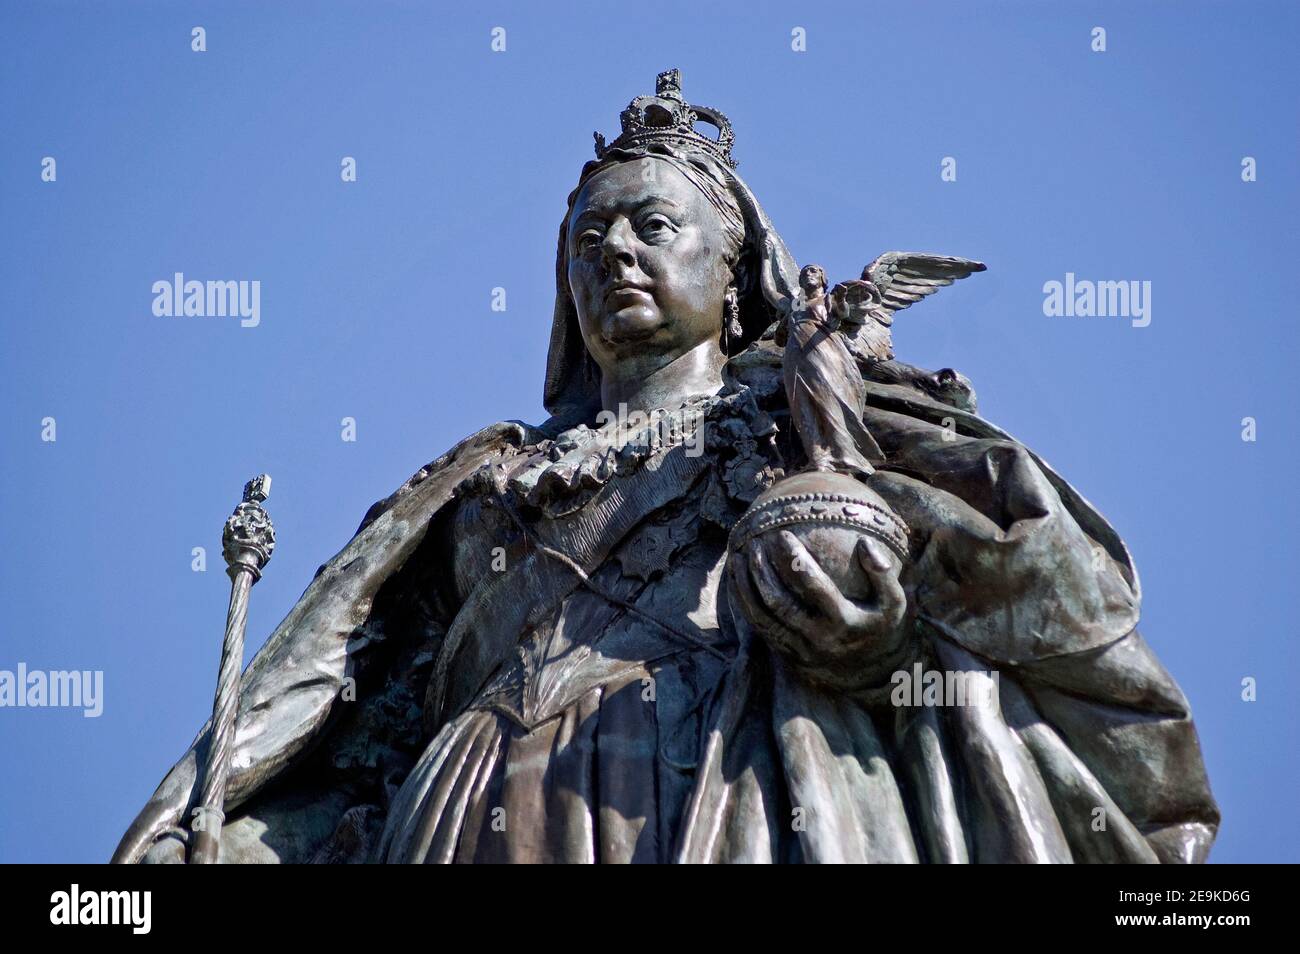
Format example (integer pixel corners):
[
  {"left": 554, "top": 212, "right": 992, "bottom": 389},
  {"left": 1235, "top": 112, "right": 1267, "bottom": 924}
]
[{"left": 726, "top": 472, "right": 911, "bottom": 690}]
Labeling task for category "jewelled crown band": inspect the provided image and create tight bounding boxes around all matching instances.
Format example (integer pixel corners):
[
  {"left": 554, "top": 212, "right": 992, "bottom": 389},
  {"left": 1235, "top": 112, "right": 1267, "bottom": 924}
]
[{"left": 594, "top": 68, "right": 737, "bottom": 169}]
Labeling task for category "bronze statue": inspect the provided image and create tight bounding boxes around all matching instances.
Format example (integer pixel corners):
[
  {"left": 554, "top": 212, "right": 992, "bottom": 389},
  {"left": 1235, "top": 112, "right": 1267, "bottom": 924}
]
[{"left": 113, "top": 69, "right": 1217, "bottom": 864}]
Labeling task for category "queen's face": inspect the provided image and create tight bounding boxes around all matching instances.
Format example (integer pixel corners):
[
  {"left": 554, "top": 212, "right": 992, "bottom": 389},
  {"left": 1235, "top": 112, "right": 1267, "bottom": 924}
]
[{"left": 567, "top": 157, "right": 732, "bottom": 375}]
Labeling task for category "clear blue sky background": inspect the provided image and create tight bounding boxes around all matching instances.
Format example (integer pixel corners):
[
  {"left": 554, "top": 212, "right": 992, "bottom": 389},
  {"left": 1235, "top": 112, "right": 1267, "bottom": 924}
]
[{"left": 1, "top": 0, "right": 1296, "bottom": 863}]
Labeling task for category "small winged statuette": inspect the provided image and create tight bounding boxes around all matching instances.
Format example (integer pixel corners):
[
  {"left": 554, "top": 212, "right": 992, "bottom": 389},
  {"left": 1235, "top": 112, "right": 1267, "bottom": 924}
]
[
  {"left": 780, "top": 264, "right": 883, "bottom": 478},
  {"left": 779, "top": 254, "right": 986, "bottom": 478}
]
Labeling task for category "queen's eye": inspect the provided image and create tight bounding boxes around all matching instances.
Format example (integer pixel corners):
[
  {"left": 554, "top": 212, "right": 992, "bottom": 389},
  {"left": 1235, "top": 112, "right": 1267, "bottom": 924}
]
[
  {"left": 639, "top": 215, "right": 675, "bottom": 239},
  {"left": 576, "top": 230, "right": 603, "bottom": 253}
]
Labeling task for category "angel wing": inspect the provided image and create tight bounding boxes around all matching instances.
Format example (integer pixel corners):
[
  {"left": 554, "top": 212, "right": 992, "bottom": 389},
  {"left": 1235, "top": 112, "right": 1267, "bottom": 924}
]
[
  {"left": 832, "top": 252, "right": 986, "bottom": 364},
  {"left": 864, "top": 251, "right": 986, "bottom": 316}
]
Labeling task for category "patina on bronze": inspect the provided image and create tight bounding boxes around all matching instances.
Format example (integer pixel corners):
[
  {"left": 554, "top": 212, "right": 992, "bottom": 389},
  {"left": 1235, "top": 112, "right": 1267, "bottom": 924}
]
[{"left": 113, "top": 70, "right": 1217, "bottom": 864}]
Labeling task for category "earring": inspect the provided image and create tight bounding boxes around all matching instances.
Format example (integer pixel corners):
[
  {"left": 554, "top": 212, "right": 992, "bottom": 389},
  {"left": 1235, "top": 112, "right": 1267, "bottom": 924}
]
[{"left": 724, "top": 288, "right": 743, "bottom": 344}]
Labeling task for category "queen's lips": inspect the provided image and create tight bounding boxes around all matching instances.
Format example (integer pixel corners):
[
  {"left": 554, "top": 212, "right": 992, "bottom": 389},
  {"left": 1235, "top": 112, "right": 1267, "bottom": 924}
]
[{"left": 604, "top": 283, "right": 652, "bottom": 303}]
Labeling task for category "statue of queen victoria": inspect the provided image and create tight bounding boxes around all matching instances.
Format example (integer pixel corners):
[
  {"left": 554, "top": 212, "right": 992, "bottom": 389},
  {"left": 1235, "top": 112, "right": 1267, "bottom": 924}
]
[{"left": 114, "top": 70, "right": 1217, "bottom": 864}]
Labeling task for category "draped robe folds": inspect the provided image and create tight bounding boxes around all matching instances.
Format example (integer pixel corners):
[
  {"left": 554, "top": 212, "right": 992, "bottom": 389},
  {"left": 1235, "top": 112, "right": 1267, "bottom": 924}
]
[{"left": 111, "top": 347, "right": 1218, "bottom": 864}]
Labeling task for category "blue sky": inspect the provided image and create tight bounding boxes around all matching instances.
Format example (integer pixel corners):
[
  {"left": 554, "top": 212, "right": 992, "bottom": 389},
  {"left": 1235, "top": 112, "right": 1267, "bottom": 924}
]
[{"left": 1, "top": 0, "right": 1296, "bottom": 863}]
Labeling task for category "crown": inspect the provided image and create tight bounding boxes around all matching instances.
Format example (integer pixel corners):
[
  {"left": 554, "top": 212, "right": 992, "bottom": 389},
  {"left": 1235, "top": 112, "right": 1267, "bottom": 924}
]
[{"left": 594, "top": 69, "right": 736, "bottom": 168}]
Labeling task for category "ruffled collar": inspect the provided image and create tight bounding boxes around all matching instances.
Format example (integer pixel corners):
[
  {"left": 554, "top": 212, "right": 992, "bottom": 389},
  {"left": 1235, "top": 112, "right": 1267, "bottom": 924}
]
[
  {"left": 504, "top": 384, "right": 779, "bottom": 519},
  {"left": 506, "top": 391, "right": 716, "bottom": 515}
]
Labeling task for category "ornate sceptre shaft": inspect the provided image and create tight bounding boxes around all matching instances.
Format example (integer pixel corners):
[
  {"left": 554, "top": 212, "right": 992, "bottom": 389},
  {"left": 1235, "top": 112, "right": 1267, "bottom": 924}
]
[{"left": 189, "top": 475, "right": 275, "bottom": 864}]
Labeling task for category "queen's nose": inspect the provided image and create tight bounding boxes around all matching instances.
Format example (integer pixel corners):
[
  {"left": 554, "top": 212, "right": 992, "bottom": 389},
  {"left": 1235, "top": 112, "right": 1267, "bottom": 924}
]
[{"left": 601, "top": 218, "right": 636, "bottom": 271}]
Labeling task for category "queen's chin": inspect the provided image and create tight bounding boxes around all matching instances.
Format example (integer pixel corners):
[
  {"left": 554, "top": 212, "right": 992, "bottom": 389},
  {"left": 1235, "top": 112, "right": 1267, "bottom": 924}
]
[{"left": 599, "top": 299, "right": 663, "bottom": 346}]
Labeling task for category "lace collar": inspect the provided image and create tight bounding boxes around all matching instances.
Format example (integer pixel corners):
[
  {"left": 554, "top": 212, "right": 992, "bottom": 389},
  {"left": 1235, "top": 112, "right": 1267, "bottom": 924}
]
[{"left": 506, "top": 391, "right": 717, "bottom": 512}]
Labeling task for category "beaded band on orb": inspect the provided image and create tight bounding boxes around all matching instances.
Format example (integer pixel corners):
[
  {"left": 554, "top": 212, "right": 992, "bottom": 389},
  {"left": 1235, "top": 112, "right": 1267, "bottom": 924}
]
[{"left": 727, "top": 491, "right": 911, "bottom": 562}]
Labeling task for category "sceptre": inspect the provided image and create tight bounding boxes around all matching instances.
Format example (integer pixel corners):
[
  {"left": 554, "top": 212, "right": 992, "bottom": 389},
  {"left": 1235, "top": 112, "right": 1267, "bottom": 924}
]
[{"left": 189, "top": 475, "right": 276, "bottom": 864}]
